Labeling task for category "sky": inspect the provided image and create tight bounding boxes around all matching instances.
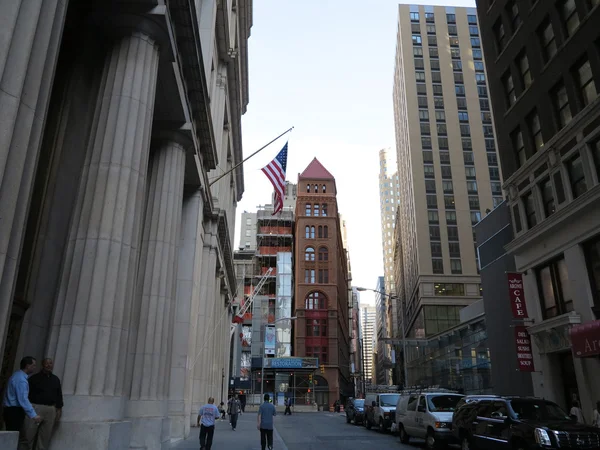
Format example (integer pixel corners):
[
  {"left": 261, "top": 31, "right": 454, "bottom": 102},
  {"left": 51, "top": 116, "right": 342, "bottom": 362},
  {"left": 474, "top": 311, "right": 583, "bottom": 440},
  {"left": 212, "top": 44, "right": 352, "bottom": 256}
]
[{"left": 235, "top": 0, "right": 476, "bottom": 307}]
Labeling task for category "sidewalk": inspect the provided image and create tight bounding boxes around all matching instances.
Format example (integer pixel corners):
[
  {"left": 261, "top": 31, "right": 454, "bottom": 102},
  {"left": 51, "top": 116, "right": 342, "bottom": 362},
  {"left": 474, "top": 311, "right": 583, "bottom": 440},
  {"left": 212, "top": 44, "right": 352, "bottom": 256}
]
[{"left": 170, "top": 412, "right": 287, "bottom": 450}]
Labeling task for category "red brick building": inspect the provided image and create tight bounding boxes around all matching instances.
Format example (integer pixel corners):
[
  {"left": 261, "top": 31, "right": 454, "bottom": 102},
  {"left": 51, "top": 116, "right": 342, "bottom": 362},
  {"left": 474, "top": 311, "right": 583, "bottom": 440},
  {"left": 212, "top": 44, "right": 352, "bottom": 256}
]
[{"left": 294, "top": 158, "right": 351, "bottom": 407}]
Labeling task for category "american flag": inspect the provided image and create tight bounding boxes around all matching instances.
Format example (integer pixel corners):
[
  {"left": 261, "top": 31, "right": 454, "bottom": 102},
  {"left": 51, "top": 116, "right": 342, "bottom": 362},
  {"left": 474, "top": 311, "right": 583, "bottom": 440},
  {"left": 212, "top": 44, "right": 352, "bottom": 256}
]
[{"left": 261, "top": 143, "right": 288, "bottom": 215}]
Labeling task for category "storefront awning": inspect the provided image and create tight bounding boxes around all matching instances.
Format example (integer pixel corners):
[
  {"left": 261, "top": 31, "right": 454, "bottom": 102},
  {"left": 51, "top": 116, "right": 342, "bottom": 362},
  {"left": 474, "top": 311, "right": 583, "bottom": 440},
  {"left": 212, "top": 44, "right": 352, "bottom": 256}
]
[{"left": 570, "top": 320, "right": 600, "bottom": 357}]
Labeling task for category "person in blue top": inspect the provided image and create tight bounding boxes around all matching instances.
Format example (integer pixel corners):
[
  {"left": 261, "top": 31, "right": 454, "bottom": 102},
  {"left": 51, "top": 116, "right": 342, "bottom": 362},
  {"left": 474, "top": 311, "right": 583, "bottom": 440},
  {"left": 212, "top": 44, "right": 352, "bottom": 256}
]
[
  {"left": 197, "top": 397, "right": 219, "bottom": 450},
  {"left": 257, "top": 394, "right": 277, "bottom": 450},
  {"left": 2, "top": 356, "right": 42, "bottom": 434}
]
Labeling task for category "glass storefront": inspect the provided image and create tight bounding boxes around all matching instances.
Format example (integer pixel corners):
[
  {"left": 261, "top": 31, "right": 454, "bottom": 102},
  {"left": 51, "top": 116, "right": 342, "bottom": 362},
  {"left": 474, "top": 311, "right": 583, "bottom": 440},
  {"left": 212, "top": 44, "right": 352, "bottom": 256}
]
[{"left": 405, "top": 317, "right": 492, "bottom": 394}]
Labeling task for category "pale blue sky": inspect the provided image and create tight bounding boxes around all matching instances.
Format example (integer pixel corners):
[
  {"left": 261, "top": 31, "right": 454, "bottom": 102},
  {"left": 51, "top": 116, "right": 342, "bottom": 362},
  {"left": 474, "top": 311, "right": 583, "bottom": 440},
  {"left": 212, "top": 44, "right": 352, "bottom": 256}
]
[{"left": 235, "top": 0, "right": 475, "bottom": 306}]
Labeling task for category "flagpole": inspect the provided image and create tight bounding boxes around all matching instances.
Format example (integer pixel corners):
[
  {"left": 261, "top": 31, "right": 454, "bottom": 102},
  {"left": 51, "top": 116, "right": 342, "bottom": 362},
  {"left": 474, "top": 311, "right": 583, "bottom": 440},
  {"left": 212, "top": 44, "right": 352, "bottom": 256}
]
[{"left": 208, "top": 126, "right": 294, "bottom": 187}]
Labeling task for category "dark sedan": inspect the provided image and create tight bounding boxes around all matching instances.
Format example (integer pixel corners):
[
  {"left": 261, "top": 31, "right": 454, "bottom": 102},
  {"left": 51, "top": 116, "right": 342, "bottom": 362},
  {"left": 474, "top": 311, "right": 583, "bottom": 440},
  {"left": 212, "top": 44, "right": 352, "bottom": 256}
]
[{"left": 346, "top": 398, "right": 365, "bottom": 425}]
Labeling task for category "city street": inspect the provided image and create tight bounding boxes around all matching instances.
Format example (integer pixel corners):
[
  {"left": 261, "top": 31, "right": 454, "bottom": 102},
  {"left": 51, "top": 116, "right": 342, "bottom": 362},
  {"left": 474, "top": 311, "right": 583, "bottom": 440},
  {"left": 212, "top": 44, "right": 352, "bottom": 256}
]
[{"left": 171, "top": 411, "right": 427, "bottom": 450}]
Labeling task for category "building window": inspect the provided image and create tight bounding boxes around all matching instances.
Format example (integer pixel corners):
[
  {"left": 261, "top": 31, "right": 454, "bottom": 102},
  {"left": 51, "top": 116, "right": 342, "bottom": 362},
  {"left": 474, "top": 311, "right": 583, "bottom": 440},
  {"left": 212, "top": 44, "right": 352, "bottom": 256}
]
[
  {"left": 430, "top": 225, "right": 441, "bottom": 241},
  {"left": 465, "top": 167, "right": 476, "bottom": 179},
  {"left": 471, "top": 37, "right": 481, "bottom": 47},
  {"left": 442, "top": 180, "right": 453, "bottom": 193},
  {"left": 447, "top": 226, "right": 459, "bottom": 241},
  {"left": 512, "top": 128, "right": 526, "bottom": 167},
  {"left": 321, "top": 204, "right": 328, "bottom": 216},
  {"left": 305, "top": 291, "right": 326, "bottom": 310},
  {"left": 318, "top": 247, "right": 329, "bottom": 262},
  {"left": 451, "top": 48, "right": 460, "bottom": 59},
  {"left": 575, "top": 59, "right": 598, "bottom": 107},
  {"left": 493, "top": 19, "right": 506, "bottom": 53},
  {"left": 467, "top": 181, "right": 478, "bottom": 194},
  {"left": 467, "top": 14, "right": 477, "bottom": 25},
  {"left": 314, "top": 184, "right": 318, "bottom": 193},
  {"left": 435, "top": 110, "right": 446, "bottom": 122},
  {"left": 416, "top": 71, "right": 426, "bottom": 82},
  {"left": 493, "top": 197, "right": 504, "bottom": 207},
  {"left": 507, "top": 0, "right": 521, "bottom": 31},
  {"left": 317, "top": 225, "right": 328, "bottom": 238},
  {"left": 483, "top": 125, "right": 494, "bottom": 138},
  {"left": 306, "top": 184, "right": 310, "bottom": 193},
  {"left": 465, "top": 150, "right": 475, "bottom": 166},
  {"left": 476, "top": 73, "right": 486, "bottom": 85},
  {"left": 434, "top": 283, "right": 465, "bottom": 296},
  {"left": 447, "top": 13, "right": 456, "bottom": 23},
  {"left": 421, "top": 123, "right": 431, "bottom": 135},
  {"left": 462, "top": 138, "right": 472, "bottom": 149},
  {"left": 414, "top": 47, "right": 423, "bottom": 56},
  {"left": 412, "top": 34, "right": 422, "bottom": 45},
  {"left": 486, "top": 139, "right": 496, "bottom": 152},
  {"left": 428, "top": 210, "right": 439, "bottom": 224},
  {"left": 305, "top": 204, "right": 312, "bottom": 216},
  {"left": 481, "top": 112, "right": 492, "bottom": 123},
  {"left": 523, "top": 191, "right": 537, "bottom": 228},
  {"left": 410, "top": 12, "right": 420, "bottom": 22},
  {"left": 513, "top": 204, "right": 522, "bottom": 233},
  {"left": 469, "top": 26, "right": 479, "bottom": 36},
  {"left": 449, "top": 242, "right": 461, "bottom": 257},
  {"left": 540, "top": 178, "right": 555, "bottom": 217},
  {"left": 426, "top": 195, "right": 438, "bottom": 208},
  {"left": 488, "top": 153, "right": 498, "bottom": 166},
  {"left": 440, "top": 152, "right": 450, "bottom": 164},
  {"left": 455, "top": 85, "right": 466, "bottom": 97},
  {"left": 418, "top": 96, "right": 428, "bottom": 108},
  {"left": 419, "top": 109, "right": 429, "bottom": 120},
  {"left": 305, "top": 226, "right": 315, "bottom": 239},
  {"left": 425, "top": 152, "right": 435, "bottom": 165},
  {"left": 305, "top": 247, "right": 315, "bottom": 261},
  {"left": 430, "top": 242, "right": 442, "bottom": 257},
  {"left": 518, "top": 52, "right": 532, "bottom": 90},
  {"left": 503, "top": 71, "right": 516, "bottom": 107},
  {"left": 458, "top": 111, "right": 469, "bottom": 122},
  {"left": 460, "top": 125, "right": 471, "bottom": 136},
  {"left": 441, "top": 166, "right": 452, "bottom": 179},
  {"left": 489, "top": 167, "right": 500, "bottom": 180},
  {"left": 245, "top": 229, "right": 251, "bottom": 237},
  {"left": 446, "top": 211, "right": 457, "bottom": 224},
  {"left": 430, "top": 47, "right": 439, "bottom": 58},
  {"left": 424, "top": 165, "right": 435, "bottom": 178},
  {"left": 473, "top": 48, "right": 482, "bottom": 59},
  {"left": 452, "top": 60, "right": 462, "bottom": 71},
  {"left": 478, "top": 86, "right": 488, "bottom": 97},
  {"left": 480, "top": 98, "right": 490, "bottom": 110},
  {"left": 437, "top": 124, "right": 447, "bottom": 135},
  {"left": 469, "top": 196, "right": 480, "bottom": 210},
  {"left": 306, "top": 319, "right": 327, "bottom": 337},
  {"left": 304, "top": 269, "right": 316, "bottom": 284},
  {"left": 314, "top": 204, "right": 320, "bottom": 216},
  {"left": 318, "top": 269, "right": 329, "bottom": 283},
  {"left": 470, "top": 211, "right": 482, "bottom": 225},
  {"left": 537, "top": 258, "right": 573, "bottom": 319},
  {"left": 425, "top": 12, "right": 434, "bottom": 22},
  {"left": 432, "top": 259, "right": 444, "bottom": 274},
  {"left": 538, "top": 19, "right": 557, "bottom": 62},
  {"left": 491, "top": 182, "right": 502, "bottom": 194},
  {"left": 584, "top": 236, "right": 600, "bottom": 316},
  {"left": 560, "top": 0, "right": 580, "bottom": 37},
  {"left": 528, "top": 111, "right": 543, "bottom": 151},
  {"left": 451, "top": 259, "right": 462, "bottom": 274},
  {"left": 474, "top": 61, "right": 485, "bottom": 72},
  {"left": 427, "top": 24, "right": 436, "bottom": 34},
  {"left": 553, "top": 83, "right": 572, "bottom": 129},
  {"left": 567, "top": 153, "right": 587, "bottom": 198},
  {"left": 428, "top": 35, "right": 437, "bottom": 46},
  {"left": 454, "top": 72, "right": 464, "bottom": 84},
  {"left": 322, "top": 185, "right": 326, "bottom": 193},
  {"left": 439, "top": 137, "right": 449, "bottom": 149},
  {"left": 425, "top": 179, "right": 436, "bottom": 193}
]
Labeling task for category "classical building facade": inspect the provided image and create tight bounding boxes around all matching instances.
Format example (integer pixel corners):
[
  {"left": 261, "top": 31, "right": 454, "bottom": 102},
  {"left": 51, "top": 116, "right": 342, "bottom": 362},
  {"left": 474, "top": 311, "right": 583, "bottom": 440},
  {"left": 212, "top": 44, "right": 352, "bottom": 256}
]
[
  {"left": 393, "top": 4, "right": 501, "bottom": 384},
  {"left": 477, "top": 0, "right": 600, "bottom": 419},
  {"left": 294, "top": 159, "right": 352, "bottom": 405},
  {"left": 0, "top": 1, "right": 251, "bottom": 448}
]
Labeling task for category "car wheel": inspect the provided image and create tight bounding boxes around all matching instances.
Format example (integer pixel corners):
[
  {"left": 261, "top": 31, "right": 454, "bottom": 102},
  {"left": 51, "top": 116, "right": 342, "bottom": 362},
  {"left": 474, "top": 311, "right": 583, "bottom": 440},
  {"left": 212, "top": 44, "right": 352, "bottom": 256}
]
[
  {"left": 426, "top": 428, "right": 440, "bottom": 450},
  {"left": 346, "top": 414, "right": 351, "bottom": 424},
  {"left": 378, "top": 418, "right": 385, "bottom": 433},
  {"left": 365, "top": 419, "right": 372, "bottom": 430},
  {"left": 399, "top": 425, "right": 410, "bottom": 444}
]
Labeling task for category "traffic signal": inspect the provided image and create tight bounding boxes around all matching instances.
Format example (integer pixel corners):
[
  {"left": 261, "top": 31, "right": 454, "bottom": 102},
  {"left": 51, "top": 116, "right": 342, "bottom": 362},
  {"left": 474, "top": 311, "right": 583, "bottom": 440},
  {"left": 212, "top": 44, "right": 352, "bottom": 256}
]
[
  {"left": 308, "top": 374, "right": 313, "bottom": 384},
  {"left": 320, "top": 366, "right": 325, "bottom": 374},
  {"left": 308, "top": 389, "right": 311, "bottom": 393}
]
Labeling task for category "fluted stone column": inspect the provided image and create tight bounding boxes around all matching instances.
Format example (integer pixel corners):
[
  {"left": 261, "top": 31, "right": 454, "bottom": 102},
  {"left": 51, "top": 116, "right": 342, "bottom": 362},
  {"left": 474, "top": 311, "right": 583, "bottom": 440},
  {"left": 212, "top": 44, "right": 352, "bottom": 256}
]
[
  {"left": 127, "top": 139, "right": 186, "bottom": 449},
  {"left": 0, "top": 0, "right": 68, "bottom": 363},
  {"left": 47, "top": 31, "right": 159, "bottom": 433},
  {"left": 169, "top": 190, "right": 205, "bottom": 439}
]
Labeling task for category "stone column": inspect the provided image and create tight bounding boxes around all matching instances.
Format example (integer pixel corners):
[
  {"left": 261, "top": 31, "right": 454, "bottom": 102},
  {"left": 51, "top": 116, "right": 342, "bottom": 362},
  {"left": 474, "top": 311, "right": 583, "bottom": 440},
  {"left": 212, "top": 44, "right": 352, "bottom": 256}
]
[
  {"left": 127, "top": 138, "right": 186, "bottom": 449},
  {"left": 169, "top": 189, "right": 205, "bottom": 439},
  {"left": 0, "top": 0, "right": 68, "bottom": 363},
  {"left": 47, "top": 30, "right": 159, "bottom": 429},
  {"left": 198, "top": 239, "right": 218, "bottom": 403}
]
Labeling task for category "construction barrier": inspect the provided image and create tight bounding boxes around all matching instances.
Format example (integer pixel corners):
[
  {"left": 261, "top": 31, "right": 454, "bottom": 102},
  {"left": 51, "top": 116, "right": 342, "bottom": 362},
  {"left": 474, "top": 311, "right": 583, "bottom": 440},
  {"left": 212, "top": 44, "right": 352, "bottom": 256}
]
[
  {"left": 340, "top": 404, "right": 344, "bottom": 413},
  {"left": 329, "top": 405, "right": 334, "bottom": 412}
]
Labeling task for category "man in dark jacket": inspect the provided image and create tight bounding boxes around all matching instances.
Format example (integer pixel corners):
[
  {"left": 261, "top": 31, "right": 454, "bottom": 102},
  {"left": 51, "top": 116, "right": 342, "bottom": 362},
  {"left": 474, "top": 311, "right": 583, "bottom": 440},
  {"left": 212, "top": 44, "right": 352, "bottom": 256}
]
[{"left": 228, "top": 395, "right": 242, "bottom": 430}]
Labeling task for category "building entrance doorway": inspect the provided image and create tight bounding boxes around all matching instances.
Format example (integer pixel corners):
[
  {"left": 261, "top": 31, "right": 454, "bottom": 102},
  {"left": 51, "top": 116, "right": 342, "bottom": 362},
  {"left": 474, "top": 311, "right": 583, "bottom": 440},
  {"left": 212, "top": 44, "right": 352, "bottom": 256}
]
[
  {"left": 558, "top": 351, "right": 580, "bottom": 408},
  {"left": 313, "top": 375, "right": 329, "bottom": 409}
]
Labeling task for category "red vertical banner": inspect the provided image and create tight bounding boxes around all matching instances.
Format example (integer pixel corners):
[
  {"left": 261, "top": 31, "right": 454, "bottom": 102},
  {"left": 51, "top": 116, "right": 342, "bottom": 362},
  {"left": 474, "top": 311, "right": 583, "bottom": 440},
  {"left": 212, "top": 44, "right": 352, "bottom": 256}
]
[
  {"left": 507, "top": 273, "right": 529, "bottom": 319},
  {"left": 515, "top": 326, "right": 535, "bottom": 372}
]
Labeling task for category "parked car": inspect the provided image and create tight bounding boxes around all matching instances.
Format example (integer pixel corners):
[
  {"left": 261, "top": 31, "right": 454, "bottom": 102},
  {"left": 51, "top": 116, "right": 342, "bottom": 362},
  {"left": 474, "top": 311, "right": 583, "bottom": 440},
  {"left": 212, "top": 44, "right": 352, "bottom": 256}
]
[
  {"left": 395, "top": 391, "right": 464, "bottom": 449},
  {"left": 454, "top": 394, "right": 498, "bottom": 411},
  {"left": 365, "top": 393, "right": 400, "bottom": 432},
  {"left": 345, "top": 398, "right": 365, "bottom": 425},
  {"left": 453, "top": 396, "right": 600, "bottom": 450}
]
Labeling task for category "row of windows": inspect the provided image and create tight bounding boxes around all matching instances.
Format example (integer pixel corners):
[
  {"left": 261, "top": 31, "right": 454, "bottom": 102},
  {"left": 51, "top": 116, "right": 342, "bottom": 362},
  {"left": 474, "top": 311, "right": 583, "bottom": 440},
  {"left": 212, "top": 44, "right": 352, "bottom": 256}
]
[
  {"left": 304, "top": 225, "right": 329, "bottom": 239},
  {"left": 432, "top": 257, "right": 463, "bottom": 274},
  {"left": 305, "top": 346, "right": 328, "bottom": 365},
  {"left": 306, "top": 184, "right": 326, "bottom": 193},
  {"left": 513, "top": 140, "right": 600, "bottom": 234},
  {"left": 305, "top": 203, "right": 328, "bottom": 216},
  {"left": 304, "top": 269, "right": 329, "bottom": 284},
  {"left": 413, "top": 45, "right": 483, "bottom": 60},
  {"left": 304, "top": 246, "right": 329, "bottom": 261},
  {"left": 510, "top": 57, "right": 598, "bottom": 168},
  {"left": 428, "top": 207, "right": 483, "bottom": 224},
  {"left": 306, "top": 319, "right": 327, "bottom": 337},
  {"left": 420, "top": 136, "right": 496, "bottom": 152}
]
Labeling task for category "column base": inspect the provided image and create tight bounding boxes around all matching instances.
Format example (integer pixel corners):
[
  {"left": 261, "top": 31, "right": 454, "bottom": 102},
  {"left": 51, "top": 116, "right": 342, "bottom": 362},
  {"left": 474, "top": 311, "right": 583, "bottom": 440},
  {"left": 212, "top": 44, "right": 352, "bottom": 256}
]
[
  {"left": 49, "top": 421, "right": 131, "bottom": 450},
  {"left": 0, "top": 431, "right": 18, "bottom": 450},
  {"left": 129, "top": 417, "right": 171, "bottom": 450},
  {"left": 169, "top": 413, "right": 190, "bottom": 441}
]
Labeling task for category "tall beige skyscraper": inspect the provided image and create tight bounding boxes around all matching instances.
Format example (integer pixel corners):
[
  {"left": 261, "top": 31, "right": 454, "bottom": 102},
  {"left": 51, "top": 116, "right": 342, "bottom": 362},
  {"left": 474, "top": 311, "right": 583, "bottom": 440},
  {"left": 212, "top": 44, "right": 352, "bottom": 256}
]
[{"left": 393, "top": 5, "right": 502, "bottom": 351}]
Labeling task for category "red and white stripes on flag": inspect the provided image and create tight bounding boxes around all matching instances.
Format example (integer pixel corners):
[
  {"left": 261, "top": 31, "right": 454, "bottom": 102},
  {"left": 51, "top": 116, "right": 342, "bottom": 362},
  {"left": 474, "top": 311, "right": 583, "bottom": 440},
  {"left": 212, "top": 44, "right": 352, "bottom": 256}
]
[{"left": 261, "top": 143, "right": 288, "bottom": 215}]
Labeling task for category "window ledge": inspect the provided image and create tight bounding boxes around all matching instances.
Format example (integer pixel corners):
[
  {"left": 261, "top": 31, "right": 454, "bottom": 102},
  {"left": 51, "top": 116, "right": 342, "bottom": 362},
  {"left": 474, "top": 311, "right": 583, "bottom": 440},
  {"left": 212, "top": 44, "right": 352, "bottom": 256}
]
[{"left": 527, "top": 311, "right": 581, "bottom": 336}]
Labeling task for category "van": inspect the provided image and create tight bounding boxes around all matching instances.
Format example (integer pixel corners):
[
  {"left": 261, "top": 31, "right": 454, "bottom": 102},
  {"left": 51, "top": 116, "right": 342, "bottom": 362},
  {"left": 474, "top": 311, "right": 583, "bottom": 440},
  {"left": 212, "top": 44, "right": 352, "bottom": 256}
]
[
  {"left": 364, "top": 392, "right": 400, "bottom": 432},
  {"left": 395, "top": 391, "right": 464, "bottom": 449}
]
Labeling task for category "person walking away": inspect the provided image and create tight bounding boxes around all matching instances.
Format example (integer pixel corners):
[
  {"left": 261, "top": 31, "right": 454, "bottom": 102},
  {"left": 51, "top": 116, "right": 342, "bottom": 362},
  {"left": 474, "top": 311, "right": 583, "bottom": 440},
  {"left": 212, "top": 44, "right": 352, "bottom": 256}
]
[
  {"left": 229, "top": 395, "right": 242, "bottom": 430},
  {"left": 257, "top": 393, "right": 277, "bottom": 450},
  {"left": 218, "top": 402, "right": 226, "bottom": 420},
  {"left": 2, "top": 357, "right": 41, "bottom": 443},
  {"left": 197, "top": 397, "right": 219, "bottom": 450},
  {"left": 240, "top": 395, "right": 246, "bottom": 413},
  {"left": 593, "top": 401, "right": 600, "bottom": 428},
  {"left": 23, "top": 358, "right": 63, "bottom": 450},
  {"left": 570, "top": 400, "right": 586, "bottom": 424},
  {"left": 284, "top": 397, "right": 292, "bottom": 416}
]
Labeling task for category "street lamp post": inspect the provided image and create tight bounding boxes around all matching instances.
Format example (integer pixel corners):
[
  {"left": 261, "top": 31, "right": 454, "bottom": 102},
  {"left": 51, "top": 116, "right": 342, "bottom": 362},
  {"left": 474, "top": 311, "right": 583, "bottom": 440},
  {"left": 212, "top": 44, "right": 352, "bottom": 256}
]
[
  {"left": 260, "top": 316, "right": 297, "bottom": 401},
  {"left": 356, "top": 287, "right": 409, "bottom": 386}
]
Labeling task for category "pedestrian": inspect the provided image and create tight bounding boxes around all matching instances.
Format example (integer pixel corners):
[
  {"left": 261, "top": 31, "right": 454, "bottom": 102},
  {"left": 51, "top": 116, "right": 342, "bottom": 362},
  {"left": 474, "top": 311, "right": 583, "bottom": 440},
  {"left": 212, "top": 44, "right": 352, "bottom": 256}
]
[
  {"left": 218, "top": 402, "right": 226, "bottom": 420},
  {"left": 593, "top": 401, "right": 600, "bottom": 428},
  {"left": 197, "top": 397, "right": 219, "bottom": 450},
  {"left": 570, "top": 400, "right": 586, "bottom": 424},
  {"left": 240, "top": 395, "right": 246, "bottom": 413},
  {"left": 23, "top": 358, "right": 63, "bottom": 450},
  {"left": 284, "top": 397, "right": 292, "bottom": 416},
  {"left": 257, "top": 393, "right": 277, "bottom": 450},
  {"left": 228, "top": 394, "right": 242, "bottom": 430},
  {"left": 2, "top": 357, "right": 42, "bottom": 441}
]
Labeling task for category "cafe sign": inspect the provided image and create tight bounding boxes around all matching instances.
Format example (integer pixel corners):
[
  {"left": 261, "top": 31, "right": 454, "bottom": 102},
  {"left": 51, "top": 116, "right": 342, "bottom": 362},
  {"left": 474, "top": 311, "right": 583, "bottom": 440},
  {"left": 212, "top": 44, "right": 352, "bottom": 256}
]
[
  {"left": 515, "top": 326, "right": 535, "bottom": 372},
  {"left": 507, "top": 273, "right": 529, "bottom": 319}
]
